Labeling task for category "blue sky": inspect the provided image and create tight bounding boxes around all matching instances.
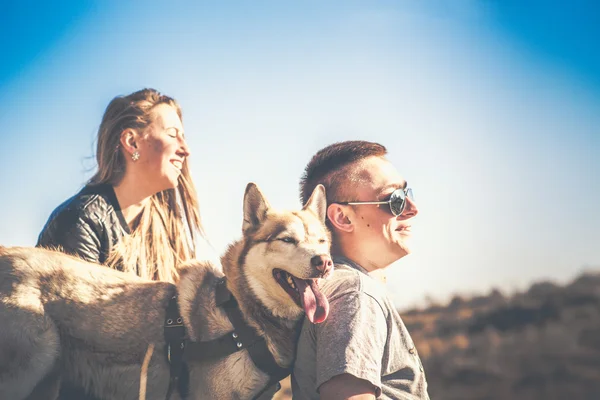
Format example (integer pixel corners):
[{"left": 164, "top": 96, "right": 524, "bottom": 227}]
[{"left": 1, "top": 1, "right": 599, "bottom": 308}]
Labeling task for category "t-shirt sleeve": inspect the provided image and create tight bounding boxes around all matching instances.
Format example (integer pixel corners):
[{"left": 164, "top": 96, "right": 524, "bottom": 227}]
[
  {"left": 37, "top": 212, "right": 101, "bottom": 264},
  {"left": 314, "top": 291, "right": 387, "bottom": 396}
]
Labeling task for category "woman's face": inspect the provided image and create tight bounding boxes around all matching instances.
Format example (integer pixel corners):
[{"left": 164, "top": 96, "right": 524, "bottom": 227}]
[{"left": 135, "top": 103, "right": 190, "bottom": 192}]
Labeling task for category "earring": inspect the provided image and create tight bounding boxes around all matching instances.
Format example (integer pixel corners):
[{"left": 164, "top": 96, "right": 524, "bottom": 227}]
[{"left": 131, "top": 151, "right": 140, "bottom": 161}]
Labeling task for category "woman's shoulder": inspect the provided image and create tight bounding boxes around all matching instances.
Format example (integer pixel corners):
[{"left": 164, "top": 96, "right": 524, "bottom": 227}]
[
  {"left": 36, "top": 184, "right": 120, "bottom": 263},
  {"left": 37, "top": 185, "right": 119, "bottom": 241},
  {"left": 48, "top": 184, "right": 114, "bottom": 222}
]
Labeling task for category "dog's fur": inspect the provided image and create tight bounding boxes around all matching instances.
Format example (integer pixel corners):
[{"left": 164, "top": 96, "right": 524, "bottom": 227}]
[{"left": 0, "top": 183, "right": 332, "bottom": 400}]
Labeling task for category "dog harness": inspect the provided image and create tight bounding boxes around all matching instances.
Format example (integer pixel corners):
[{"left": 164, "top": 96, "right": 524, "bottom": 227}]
[{"left": 163, "top": 277, "right": 291, "bottom": 400}]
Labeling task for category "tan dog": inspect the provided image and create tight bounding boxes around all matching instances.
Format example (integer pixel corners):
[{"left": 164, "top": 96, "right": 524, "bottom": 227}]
[{"left": 0, "top": 183, "right": 333, "bottom": 400}]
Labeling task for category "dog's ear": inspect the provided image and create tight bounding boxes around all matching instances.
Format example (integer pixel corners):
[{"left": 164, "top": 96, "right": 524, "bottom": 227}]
[
  {"left": 243, "top": 182, "right": 271, "bottom": 234},
  {"left": 303, "top": 184, "right": 327, "bottom": 223}
]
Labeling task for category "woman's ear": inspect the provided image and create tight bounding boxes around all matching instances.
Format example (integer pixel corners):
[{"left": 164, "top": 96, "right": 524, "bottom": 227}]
[
  {"left": 120, "top": 129, "right": 138, "bottom": 157},
  {"left": 326, "top": 203, "right": 354, "bottom": 233}
]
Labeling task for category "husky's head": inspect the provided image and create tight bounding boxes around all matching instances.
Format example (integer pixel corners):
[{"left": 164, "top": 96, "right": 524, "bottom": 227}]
[{"left": 239, "top": 182, "right": 332, "bottom": 324}]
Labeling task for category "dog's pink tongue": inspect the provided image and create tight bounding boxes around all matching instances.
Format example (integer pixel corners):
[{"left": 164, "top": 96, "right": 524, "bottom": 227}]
[{"left": 293, "top": 277, "right": 329, "bottom": 324}]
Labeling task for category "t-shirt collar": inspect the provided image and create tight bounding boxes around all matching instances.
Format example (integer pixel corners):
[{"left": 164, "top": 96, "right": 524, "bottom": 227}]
[{"left": 332, "top": 255, "right": 370, "bottom": 275}]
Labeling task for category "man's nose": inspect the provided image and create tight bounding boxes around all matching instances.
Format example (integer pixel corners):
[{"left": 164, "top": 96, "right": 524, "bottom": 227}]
[{"left": 401, "top": 196, "right": 418, "bottom": 218}]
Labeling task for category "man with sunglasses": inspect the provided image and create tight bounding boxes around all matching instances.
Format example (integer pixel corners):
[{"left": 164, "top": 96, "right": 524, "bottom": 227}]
[{"left": 292, "top": 140, "right": 429, "bottom": 400}]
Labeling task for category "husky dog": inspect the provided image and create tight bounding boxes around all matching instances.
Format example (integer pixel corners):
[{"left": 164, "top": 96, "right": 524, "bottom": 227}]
[{"left": 0, "top": 183, "right": 333, "bottom": 400}]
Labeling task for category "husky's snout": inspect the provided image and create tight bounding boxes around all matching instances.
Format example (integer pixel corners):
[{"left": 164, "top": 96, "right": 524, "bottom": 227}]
[{"left": 310, "top": 254, "right": 333, "bottom": 278}]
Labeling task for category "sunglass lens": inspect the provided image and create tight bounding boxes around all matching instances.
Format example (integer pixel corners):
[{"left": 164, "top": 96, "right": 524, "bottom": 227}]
[{"left": 389, "top": 188, "right": 406, "bottom": 216}]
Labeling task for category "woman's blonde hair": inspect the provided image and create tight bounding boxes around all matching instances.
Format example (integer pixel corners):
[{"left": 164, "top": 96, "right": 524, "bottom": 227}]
[{"left": 89, "top": 88, "right": 203, "bottom": 282}]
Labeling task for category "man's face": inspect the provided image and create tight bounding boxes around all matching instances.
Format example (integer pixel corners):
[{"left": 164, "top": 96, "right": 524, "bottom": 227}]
[{"left": 346, "top": 156, "right": 419, "bottom": 268}]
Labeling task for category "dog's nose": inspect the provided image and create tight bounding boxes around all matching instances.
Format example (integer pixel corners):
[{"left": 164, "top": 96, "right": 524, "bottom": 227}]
[{"left": 311, "top": 254, "right": 333, "bottom": 274}]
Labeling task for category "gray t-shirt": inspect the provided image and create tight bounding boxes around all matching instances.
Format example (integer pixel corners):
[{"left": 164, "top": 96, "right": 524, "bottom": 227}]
[{"left": 292, "top": 257, "right": 430, "bottom": 399}]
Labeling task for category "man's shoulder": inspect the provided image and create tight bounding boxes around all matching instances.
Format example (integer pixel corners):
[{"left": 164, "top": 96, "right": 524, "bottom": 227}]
[
  {"left": 321, "top": 263, "right": 360, "bottom": 298},
  {"left": 323, "top": 262, "right": 387, "bottom": 306}
]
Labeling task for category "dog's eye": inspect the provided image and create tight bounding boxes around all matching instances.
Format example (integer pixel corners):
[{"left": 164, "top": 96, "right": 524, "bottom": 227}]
[
  {"left": 318, "top": 238, "right": 327, "bottom": 244},
  {"left": 279, "top": 237, "right": 296, "bottom": 244}
]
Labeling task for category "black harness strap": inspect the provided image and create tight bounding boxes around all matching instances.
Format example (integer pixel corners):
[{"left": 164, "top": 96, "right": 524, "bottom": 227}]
[
  {"left": 163, "top": 294, "right": 188, "bottom": 400},
  {"left": 164, "top": 278, "right": 290, "bottom": 400},
  {"left": 216, "top": 278, "right": 291, "bottom": 398},
  {"left": 222, "top": 291, "right": 290, "bottom": 381}
]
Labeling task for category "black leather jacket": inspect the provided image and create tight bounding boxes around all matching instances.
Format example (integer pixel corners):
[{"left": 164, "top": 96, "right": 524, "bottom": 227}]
[{"left": 37, "top": 183, "right": 131, "bottom": 266}]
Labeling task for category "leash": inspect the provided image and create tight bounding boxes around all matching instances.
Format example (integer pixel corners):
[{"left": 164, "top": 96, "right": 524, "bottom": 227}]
[{"left": 163, "top": 278, "right": 291, "bottom": 400}]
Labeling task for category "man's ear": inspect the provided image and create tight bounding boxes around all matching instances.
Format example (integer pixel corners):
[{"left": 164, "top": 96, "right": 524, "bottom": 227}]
[
  {"left": 326, "top": 203, "right": 353, "bottom": 233},
  {"left": 119, "top": 129, "right": 138, "bottom": 157},
  {"left": 242, "top": 182, "right": 271, "bottom": 234}
]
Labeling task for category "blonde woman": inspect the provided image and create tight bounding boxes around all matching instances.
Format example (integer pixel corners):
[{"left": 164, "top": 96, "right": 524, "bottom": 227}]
[{"left": 37, "top": 88, "right": 210, "bottom": 399}]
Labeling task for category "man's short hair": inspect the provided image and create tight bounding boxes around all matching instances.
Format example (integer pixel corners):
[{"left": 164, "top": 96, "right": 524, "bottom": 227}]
[{"left": 300, "top": 140, "right": 387, "bottom": 206}]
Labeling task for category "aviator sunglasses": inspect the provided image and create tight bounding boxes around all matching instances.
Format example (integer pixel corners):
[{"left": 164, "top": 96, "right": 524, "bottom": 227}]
[{"left": 337, "top": 187, "right": 413, "bottom": 216}]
